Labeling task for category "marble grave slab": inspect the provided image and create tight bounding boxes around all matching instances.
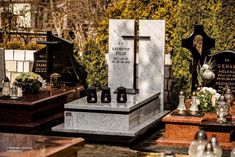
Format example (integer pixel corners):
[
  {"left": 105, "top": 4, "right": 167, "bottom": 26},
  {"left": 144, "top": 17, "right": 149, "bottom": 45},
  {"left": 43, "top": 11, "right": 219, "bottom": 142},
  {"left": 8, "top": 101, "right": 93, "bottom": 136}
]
[
  {"left": 108, "top": 19, "right": 135, "bottom": 92},
  {"left": 52, "top": 92, "right": 169, "bottom": 137},
  {"left": 138, "top": 20, "right": 165, "bottom": 108}
]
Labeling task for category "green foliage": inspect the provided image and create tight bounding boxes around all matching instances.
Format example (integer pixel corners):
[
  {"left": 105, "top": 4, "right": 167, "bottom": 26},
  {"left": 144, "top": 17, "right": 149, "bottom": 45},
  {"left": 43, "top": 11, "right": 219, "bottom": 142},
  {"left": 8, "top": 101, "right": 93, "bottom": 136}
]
[
  {"left": 4, "top": 41, "right": 25, "bottom": 49},
  {"left": 171, "top": 0, "right": 234, "bottom": 104},
  {"left": 77, "top": 40, "right": 108, "bottom": 90},
  {"left": 25, "top": 42, "right": 44, "bottom": 50},
  {"left": 1, "top": 41, "right": 44, "bottom": 50},
  {"left": 196, "top": 87, "right": 219, "bottom": 112}
]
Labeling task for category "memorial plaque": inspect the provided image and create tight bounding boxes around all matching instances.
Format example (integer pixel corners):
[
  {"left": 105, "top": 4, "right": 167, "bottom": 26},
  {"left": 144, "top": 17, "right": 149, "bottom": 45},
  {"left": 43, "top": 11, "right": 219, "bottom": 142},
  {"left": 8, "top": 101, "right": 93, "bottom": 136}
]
[
  {"left": 32, "top": 47, "right": 47, "bottom": 79},
  {"left": 138, "top": 20, "right": 165, "bottom": 107},
  {"left": 108, "top": 19, "right": 135, "bottom": 92},
  {"left": 0, "top": 48, "right": 5, "bottom": 89},
  {"left": 211, "top": 50, "right": 235, "bottom": 94}
]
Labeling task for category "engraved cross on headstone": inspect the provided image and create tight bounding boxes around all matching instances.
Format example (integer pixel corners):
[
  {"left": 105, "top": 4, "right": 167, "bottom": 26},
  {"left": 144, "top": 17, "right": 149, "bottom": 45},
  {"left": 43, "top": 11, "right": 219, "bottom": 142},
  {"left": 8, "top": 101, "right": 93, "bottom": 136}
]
[
  {"left": 121, "top": 22, "right": 150, "bottom": 94},
  {"left": 182, "top": 25, "right": 215, "bottom": 91}
]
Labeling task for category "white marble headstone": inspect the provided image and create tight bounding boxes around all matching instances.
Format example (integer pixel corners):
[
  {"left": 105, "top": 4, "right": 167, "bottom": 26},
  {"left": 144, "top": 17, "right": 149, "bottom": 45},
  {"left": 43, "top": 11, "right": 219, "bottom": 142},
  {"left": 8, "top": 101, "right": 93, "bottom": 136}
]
[
  {"left": 108, "top": 19, "right": 135, "bottom": 92},
  {"left": 138, "top": 20, "right": 165, "bottom": 108}
]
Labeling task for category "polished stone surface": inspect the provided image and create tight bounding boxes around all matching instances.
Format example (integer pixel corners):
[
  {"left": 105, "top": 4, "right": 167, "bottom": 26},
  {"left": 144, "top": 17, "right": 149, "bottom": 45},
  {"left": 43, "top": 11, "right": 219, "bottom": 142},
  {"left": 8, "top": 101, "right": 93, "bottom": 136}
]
[
  {"left": 0, "top": 86, "right": 84, "bottom": 106},
  {"left": 53, "top": 111, "right": 168, "bottom": 137},
  {"left": 64, "top": 98, "right": 160, "bottom": 132},
  {"left": 62, "top": 92, "right": 161, "bottom": 133},
  {"left": 0, "top": 86, "right": 84, "bottom": 131},
  {"left": 108, "top": 19, "right": 135, "bottom": 92},
  {"left": 53, "top": 91, "right": 169, "bottom": 137},
  {"left": 138, "top": 20, "right": 165, "bottom": 107},
  {"left": 65, "top": 91, "right": 160, "bottom": 112},
  {"left": 156, "top": 112, "right": 235, "bottom": 150},
  {"left": 0, "top": 133, "right": 84, "bottom": 157}
]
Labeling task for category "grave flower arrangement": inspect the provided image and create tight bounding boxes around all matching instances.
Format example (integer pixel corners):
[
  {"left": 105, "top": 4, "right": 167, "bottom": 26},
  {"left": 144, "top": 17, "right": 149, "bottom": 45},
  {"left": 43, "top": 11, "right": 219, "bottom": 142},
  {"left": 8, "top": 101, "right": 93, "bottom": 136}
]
[
  {"left": 197, "top": 87, "right": 220, "bottom": 112},
  {"left": 197, "top": 60, "right": 215, "bottom": 86},
  {"left": 14, "top": 72, "right": 45, "bottom": 94}
]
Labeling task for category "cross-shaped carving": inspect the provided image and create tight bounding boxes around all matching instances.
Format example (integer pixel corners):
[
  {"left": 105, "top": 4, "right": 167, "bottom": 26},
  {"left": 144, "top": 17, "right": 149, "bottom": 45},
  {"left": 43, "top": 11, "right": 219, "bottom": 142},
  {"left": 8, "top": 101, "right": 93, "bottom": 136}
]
[
  {"left": 121, "top": 25, "right": 151, "bottom": 94},
  {"left": 182, "top": 25, "right": 215, "bottom": 91}
]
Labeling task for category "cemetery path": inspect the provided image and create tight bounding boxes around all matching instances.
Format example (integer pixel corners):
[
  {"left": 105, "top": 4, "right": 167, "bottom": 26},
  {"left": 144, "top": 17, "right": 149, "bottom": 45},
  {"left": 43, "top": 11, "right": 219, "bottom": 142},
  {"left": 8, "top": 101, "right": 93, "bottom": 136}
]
[{"left": 76, "top": 144, "right": 189, "bottom": 157}]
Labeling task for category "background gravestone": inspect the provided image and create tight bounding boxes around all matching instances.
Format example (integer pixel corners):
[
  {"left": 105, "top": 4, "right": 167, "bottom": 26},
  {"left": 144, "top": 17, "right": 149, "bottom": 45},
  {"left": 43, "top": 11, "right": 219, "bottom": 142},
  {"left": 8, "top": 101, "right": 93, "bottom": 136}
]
[
  {"left": 0, "top": 48, "right": 5, "bottom": 89},
  {"left": 138, "top": 20, "right": 165, "bottom": 108},
  {"left": 108, "top": 19, "right": 135, "bottom": 92},
  {"left": 34, "top": 31, "right": 86, "bottom": 86},
  {"left": 182, "top": 25, "right": 215, "bottom": 91},
  {"left": 211, "top": 50, "right": 235, "bottom": 95},
  {"left": 32, "top": 47, "right": 47, "bottom": 79}
]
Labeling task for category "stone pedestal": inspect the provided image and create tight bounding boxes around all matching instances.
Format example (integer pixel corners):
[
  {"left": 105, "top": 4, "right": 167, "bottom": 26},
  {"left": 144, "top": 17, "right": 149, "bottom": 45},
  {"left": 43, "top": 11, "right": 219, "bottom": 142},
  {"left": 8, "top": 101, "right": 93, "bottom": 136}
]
[
  {"left": 156, "top": 112, "right": 235, "bottom": 150},
  {"left": 52, "top": 92, "right": 169, "bottom": 143}
]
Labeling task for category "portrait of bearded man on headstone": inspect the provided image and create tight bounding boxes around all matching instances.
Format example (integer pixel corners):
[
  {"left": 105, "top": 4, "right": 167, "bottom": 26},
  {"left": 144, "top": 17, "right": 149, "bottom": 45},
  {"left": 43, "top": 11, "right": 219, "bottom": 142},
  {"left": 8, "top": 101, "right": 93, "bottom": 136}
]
[{"left": 193, "top": 35, "right": 203, "bottom": 55}]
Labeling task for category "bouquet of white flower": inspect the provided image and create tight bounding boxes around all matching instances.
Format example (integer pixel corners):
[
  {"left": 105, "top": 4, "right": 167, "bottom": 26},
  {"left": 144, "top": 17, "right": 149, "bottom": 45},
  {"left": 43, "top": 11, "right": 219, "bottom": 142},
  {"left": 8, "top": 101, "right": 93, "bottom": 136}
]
[
  {"left": 14, "top": 72, "right": 45, "bottom": 94},
  {"left": 197, "top": 87, "right": 220, "bottom": 112},
  {"left": 197, "top": 60, "right": 215, "bottom": 86}
]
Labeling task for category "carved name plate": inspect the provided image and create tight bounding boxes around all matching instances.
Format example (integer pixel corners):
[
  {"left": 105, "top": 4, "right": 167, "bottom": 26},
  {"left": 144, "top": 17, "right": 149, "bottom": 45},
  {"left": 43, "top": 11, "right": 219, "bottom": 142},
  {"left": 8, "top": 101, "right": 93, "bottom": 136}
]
[
  {"left": 32, "top": 47, "right": 47, "bottom": 79},
  {"left": 108, "top": 19, "right": 135, "bottom": 92},
  {"left": 211, "top": 50, "right": 235, "bottom": 94}
]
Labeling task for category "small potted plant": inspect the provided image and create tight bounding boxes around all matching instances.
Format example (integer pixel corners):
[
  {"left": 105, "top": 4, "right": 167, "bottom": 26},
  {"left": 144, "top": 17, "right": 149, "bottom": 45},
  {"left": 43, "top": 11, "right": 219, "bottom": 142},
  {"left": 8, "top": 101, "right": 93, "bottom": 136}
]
[{"left": 14, "top": 72, "right": 44, "bottom": 94}]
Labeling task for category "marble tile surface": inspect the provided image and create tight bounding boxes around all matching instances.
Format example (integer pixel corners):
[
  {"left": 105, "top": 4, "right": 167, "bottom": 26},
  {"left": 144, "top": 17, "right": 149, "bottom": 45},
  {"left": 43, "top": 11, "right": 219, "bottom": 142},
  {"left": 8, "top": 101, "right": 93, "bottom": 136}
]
[
  {"left": 108, "top": 19, "right": 135, "bottom": 92},
  {"left": 138, "top": 20, "right": 165, "bottom": 109},
  {"left": 53, "top": 111, "right": 169, "bottom": 136},
  {"left": 65, "top": 91, "right": 160, "bottom": 112},
  {"left": 64, "top": 91, "right": 161, "bottom": 132}
]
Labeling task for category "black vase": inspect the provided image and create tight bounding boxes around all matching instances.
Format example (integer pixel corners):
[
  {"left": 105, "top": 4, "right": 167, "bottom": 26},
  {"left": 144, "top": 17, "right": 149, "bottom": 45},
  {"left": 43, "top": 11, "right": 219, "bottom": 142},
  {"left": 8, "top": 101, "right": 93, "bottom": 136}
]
[
  {"left": 87, "top": 86, "right": 97, "bottom": 103},
  {"left": 101, "top": 86, "right": 111, "bottom": 103},
  {"left": 116, "top": 87, "right": 127, "bottom": 103}
]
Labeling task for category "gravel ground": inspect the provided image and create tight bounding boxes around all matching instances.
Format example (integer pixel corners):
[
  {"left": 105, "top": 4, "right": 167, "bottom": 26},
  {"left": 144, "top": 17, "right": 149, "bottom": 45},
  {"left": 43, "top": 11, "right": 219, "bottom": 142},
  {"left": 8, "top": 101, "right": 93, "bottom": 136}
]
[{"left": 76, "top": 144, "right": 189, "bottom": 157}]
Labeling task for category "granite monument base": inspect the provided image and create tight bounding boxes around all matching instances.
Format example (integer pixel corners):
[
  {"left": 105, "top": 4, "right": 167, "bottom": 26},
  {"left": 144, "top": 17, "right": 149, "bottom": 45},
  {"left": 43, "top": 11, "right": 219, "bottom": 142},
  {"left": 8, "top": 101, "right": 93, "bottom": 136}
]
[
  {"left": 52, "top": 92, "right": 169, "bottom": 143},
  {"left": 156, "top": 112, "right": 235, "bottom": 150}
]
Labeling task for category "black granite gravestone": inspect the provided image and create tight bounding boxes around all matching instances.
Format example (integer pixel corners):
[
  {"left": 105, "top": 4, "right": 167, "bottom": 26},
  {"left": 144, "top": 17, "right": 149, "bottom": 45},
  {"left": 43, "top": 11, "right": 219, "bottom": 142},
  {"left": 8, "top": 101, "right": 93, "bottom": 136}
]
[
  {"left": 182, "top": 25, "right": 215, "bottom": 91},
  {"left": 32, "top": 47, "right": 47, "bottom": 79},
  {"left": 33, "top": 31, "right": 87, "bottom": 86},
  {"left": 0, "top": 48, "right": 5, "bottom": 89},
  {"left": 211, "top": 50, "right": 235, "bottom": 95}
]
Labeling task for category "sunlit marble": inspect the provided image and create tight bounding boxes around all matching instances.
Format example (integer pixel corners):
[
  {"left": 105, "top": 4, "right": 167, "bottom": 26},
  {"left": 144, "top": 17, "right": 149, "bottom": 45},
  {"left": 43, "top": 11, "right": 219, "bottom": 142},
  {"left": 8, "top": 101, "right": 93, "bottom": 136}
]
[
  {"left": 138, "top": 20, "right": 165, "bottom": 108},
  {"left": 108, "top": 19, "right": 135, "bottom": 92},
  {"left": 52, "top": 91, "right": 165, "bottom": 136}
]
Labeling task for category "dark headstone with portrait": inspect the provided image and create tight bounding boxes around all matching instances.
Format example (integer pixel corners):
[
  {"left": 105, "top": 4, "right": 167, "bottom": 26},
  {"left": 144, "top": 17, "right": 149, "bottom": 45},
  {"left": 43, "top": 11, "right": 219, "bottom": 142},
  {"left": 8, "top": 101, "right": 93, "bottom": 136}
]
[
  {"left": 182, "top": 25, "right": 215, "bottom": 91},
  {"left": 211, "top": 50, "right": 235, "bottom": 95},
  {"left": 33, "top": 31, "right": 87, "bottom": 86}
]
